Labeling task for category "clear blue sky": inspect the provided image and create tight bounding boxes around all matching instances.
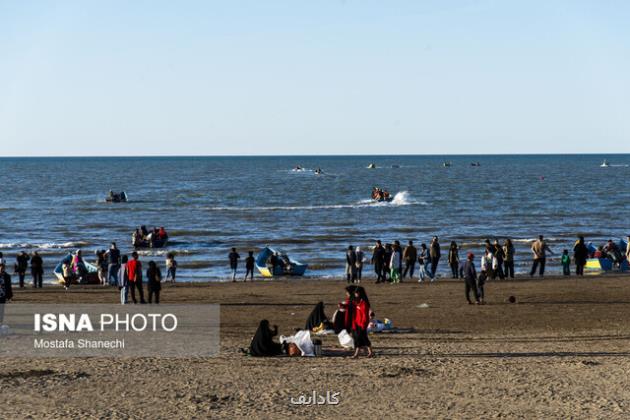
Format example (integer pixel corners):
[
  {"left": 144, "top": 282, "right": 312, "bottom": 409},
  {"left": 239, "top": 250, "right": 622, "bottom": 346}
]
[{"left": 1, "top": 0, "right": 629, "bottom": 156}]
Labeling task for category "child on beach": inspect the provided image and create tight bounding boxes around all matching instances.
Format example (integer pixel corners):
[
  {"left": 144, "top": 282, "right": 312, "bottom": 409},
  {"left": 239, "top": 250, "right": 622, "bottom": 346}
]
[
  {"left": 245, "top": 251, "right": 255, "bottom": 281},
  {"left": 165, "top": 253, "right": 177, "bottom": 283},
  {"left": 562, "top": 249, "right": 571, "bottom": 276}
]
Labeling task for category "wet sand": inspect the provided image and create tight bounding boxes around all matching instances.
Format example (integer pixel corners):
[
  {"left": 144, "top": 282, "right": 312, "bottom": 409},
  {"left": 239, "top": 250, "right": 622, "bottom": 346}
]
[{"left": 2, "top": 275, "right": 630, "bottom": 418}]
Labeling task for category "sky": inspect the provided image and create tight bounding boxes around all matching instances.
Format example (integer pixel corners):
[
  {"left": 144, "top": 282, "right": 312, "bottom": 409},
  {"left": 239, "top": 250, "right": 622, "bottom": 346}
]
[{"left": 1, "top": 0, "right": 629, "bottom": 156}]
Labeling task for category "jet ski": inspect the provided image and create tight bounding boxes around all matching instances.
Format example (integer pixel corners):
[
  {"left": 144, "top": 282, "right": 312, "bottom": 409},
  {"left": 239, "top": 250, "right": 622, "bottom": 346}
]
[
  {"left": 443, "top": 161, "right": 452, "bottom": 167},
  {"left": 314, "top": 168, "right": 323, "bottom": 175},
  {"left": 371, "top": 187, "right": 393, "bottom": 202},
  {"left": 367, "top": 163, "right": 376, "bottom": 169},
  {"left": 292, "top": 165, "right": 305, "bottom": 172},
  {"left": 600, "top": 160, "right": 610, "bottom": 168},
  {"left": 106, "top": 191, "right": 128, "bottom": 202}
]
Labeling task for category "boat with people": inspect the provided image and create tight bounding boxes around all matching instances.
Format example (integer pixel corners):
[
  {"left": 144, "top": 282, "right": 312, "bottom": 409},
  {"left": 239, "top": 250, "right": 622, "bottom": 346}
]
[
  {"left": 600, "top": 160, "right": 610, "bottom": 168},
  {"left": 443, "top": 161, "right": 452, "bottom": 167},
  {"left": 585, "top": 239, "right": 629, "bottom": 272},
  {"left": 106, "top": 191, "right": 128, "bottom": 202},
  {"left": 255, "top": 246, "right": 308, "bottom": 277},
  {"left": 371, "top": 187, "right": 392, "bottom": 202},
  {"left": 132, "top": 226, "right": 169, "bottom": 248},
  {"left": 53, "top": 253, "right": 100, "bottom": 285},
  {"left": 314, "top": 168, "right": 323, "bottom": 175}
]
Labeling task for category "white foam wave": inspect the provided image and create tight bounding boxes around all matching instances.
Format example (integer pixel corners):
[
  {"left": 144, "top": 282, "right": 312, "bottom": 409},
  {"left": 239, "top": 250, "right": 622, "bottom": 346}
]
[
  {"left": 204, "top": 191, "right": 426, "bottom": 211},
  {"left": 0, "top": 241, "right": 90, "bottom": 250}
]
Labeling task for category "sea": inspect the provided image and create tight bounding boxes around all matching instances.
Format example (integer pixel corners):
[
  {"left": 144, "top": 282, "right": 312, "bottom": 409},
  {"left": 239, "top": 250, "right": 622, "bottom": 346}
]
[{"left": 0, "top": 155, "right": 628, "bottom": 283}]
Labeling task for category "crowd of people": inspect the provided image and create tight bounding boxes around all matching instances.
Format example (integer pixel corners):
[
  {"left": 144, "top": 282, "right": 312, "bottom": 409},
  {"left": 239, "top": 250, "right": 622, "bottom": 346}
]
[
  {"left": 249, "top": 284, "right": 374, "bottom": 358},
  {"left": 132, "top": 226, "right": 168, "bottom": 247},
  {"left": 0, "top": 251, "right": 44, "bottom": 289}
]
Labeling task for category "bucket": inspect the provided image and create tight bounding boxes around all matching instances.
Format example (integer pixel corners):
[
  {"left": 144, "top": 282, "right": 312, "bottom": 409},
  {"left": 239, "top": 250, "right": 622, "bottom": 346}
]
[{"left": 312, "top": 338, "right": 322, "bottom": 356}]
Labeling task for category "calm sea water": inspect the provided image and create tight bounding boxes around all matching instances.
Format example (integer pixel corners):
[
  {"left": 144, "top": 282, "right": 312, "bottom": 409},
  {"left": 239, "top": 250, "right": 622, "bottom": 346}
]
[{"left": 0, "top": 155, "right": 628, "bottom": 282}]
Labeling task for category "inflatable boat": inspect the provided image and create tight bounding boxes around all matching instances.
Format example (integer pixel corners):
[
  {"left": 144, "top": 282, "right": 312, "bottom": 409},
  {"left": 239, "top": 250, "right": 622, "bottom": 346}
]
[
  {"left": 585, "top": 240, "right": 629, "bottom": 272},
  {"left": 255, "top": 247, "right": 308, "bottom": 278},
  {"left": 53, "top": 254, "right": 100, "bottom": 285}
]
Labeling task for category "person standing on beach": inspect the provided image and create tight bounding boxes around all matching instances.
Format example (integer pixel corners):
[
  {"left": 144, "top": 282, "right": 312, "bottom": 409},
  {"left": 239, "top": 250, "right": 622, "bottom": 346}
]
[
  {"left": 429, "top": 237, "right": 441, "bottom": 280},
  {"left": 146, "top": 261, "right": 162, "bottom": 304},
  {"left": 530, "top": 235, "right": 553, "bottom": 277},
  {"left": 573, "top": 236, "right": 589, "bottom": 276},
  {"left": 503, "top": 239, "right": 515, "bottom": 279},
  {"left": 448, "top": 241, "right": 460, "bottom": 279},
  {"left": 493, "top": 240, "right": 506, "bottom": 280},
  {"left": 106, "top": 243, "right": 121, "bottom": 286},
  {"left": 626, "top": 236, "right": 630, "bottom": 264},
  {"left": 561, "top": 250, "right": 571, "bottom": 276},
  {"left": 245, "top": 251, "right": 255, "bottom": 281},
  {"left": 371, "top": 241, "right": 385, "bottom": 283},
  {"left": 15, "top": 251, "right": 30, "bottom": 288},
  {"left": 383, "top": 243, "right": 392, "bottom": 282},
  {"left": 355, "top": 247, "right": 364, "bottom": 283},
  {"left": 118, "top": 255, "right": 129, "bottom": 304},
  {"left": 0, "top": 263, "right": 13, "bottom": 325},
  {"left": 417, "top": 243, "right": 429, "bottom": 282},
  {"left": 165, "top": 253, "right": 177, "bottom": 282},
  {"left": 127, "top": 251, "right": 146, "bottom": 304},
  {"left": 30, "top": 251, "right": 43, "bottom": 288},
  {"left": 462, "top": 253, "right": 479, "bottom": 304},
  {"left": 402, "top": 240, "right": 417, "bottom": 279},
  {"left": 345, "top": 246, "right": 357, "bottom": 283},
  {"left": 229, "top": 248, "right": 240, "bottom": 282},
  {"left": 478, "top": 249, "right": 496, "bottom": 304},
  {"left": 390, "top": 242, "right": 402, "bottom": 283}
]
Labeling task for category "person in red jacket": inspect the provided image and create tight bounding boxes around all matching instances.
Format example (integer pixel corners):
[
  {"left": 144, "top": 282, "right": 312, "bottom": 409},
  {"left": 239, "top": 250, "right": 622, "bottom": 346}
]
[
  {"left": 126, "top": 252, "right": 146, "bottom": 304},
  {"left": 351, "top": 286, "right": 373, "bottom": 358}
]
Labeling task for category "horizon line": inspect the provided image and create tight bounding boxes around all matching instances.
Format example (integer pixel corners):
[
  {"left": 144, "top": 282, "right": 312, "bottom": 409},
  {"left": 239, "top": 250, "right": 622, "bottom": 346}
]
[{"left": 0, "top": 152, "right": 628, "bottom": 159}]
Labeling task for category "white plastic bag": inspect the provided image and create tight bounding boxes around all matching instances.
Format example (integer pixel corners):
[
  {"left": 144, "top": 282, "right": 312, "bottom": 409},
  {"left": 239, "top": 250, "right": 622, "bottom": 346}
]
[
  {"left": 280, "top": 330, "right": 315, "bottom": 356},
  {"left": 338, "top": 329, "right": 354, "bottom": 349}
]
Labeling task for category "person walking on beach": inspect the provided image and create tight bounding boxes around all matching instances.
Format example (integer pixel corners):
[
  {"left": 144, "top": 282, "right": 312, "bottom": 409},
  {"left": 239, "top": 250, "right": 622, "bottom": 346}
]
[
  {"left": 245, "top": 251, "right": 255, "bottom": 281},
  {"left": 30, "top": 251, "right": 43, "bottom": 288},
  {"left": 503, "top": 239, "right": 515, "bottom": 279},
  {"left": 429, "top": 237, "right": 441, "bottom": 280},
  {"left": 530, "top": 235, "right": 553, "bottom": 277},
  {"left": 448, "top": 241, "right": 460, "bottom": 279},
  {"left": 345, "top": 246, "right": 357, "bottom": 283},
  {"left": 462, "top": 253, "right": 479, "bottom": 304},
  {"left": 371, "top": 241, "right": 385, "bottom": 283},
  {"left": 118, "top": 255, "right": 129, "bottom": 304},
  {"left": 15, "top": 251, "right": 30, "bottom": 288},
  {"left": 351, "top": 287, "right": 373, "bottom": 358},
  {"left": 573, "top": 236, "right": 589, "bottom": 276},
  {"left": 390, "top": 242, "right": 402, "bottom": 283},
  {"left": 127, "top": 251, "right": 146, "bottom": 304},
  {"left": 561, "top": 249, "right": 571, "bottom": 276},
  {"left": 165, "top": 253, "right": 177, "bottom": 282},
  {"left": 402, "top": 240, "right": 417, "bottom": 279},
  {"left": 106, "top": 242, "right": 121, "bottom": 286},
  {"left": 146, "top": 261, "right": 162, "bottom": 304},
  {"left": 229, "top": 248, "right": 240, "bottom": 282},
  {"left": 493, "top": 240, "right": 506, "bottom": 280},
  {"left": 355, "top": 247, "right": 364, "bottom": 282}
]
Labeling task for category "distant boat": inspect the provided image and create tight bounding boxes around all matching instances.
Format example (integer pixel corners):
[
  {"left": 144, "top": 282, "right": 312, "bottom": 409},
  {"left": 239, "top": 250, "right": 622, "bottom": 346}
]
[
  {"left": 292, "top": 165, "right": 305, "bottom": 172},
  {"left": 314, "top": 168, "right": 323, "bottom": 175},
  {"left": 367, "top": 163, "right": 376, "bottom": 169},
  {"left": 106, "top": 191, "right": 128, "bottom": 203},
  {"left": 391, "top": 164, "right": 400, "bottom": 169},
  {"left": 443, "top": 161, "right": 452, "bottom": 167},
  {"left": 470, "top": 162, "right": 481, "bottom": 167},
  {"left": 255, "top": 246, "right": 307, "bottom": 278},
  {"left": 600, "top": 160, "right": 610, "bottom": 168}
]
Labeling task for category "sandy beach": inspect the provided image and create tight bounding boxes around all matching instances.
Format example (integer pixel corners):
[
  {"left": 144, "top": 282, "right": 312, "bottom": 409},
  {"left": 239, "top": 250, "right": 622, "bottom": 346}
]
[{"left": 1, "top": 275, "right": 629, "bottom": 418}]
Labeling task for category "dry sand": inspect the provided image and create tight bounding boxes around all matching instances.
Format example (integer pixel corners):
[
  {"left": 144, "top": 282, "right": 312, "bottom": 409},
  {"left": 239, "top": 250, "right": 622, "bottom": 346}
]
[{"left": 2, "top": 275, "right": 630, "bottom": 419}]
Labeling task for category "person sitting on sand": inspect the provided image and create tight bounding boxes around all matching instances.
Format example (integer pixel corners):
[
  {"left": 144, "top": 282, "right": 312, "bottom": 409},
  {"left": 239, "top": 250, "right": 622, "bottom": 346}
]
[
  {"left": 249, "top": 320, "right": 284, "bottom": 357},
  {"left": 305, "top": 301, "right": 331, "bottom": 333},
  {"left": 350, "top": 286, "right": 373, "bottom": 358}
]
